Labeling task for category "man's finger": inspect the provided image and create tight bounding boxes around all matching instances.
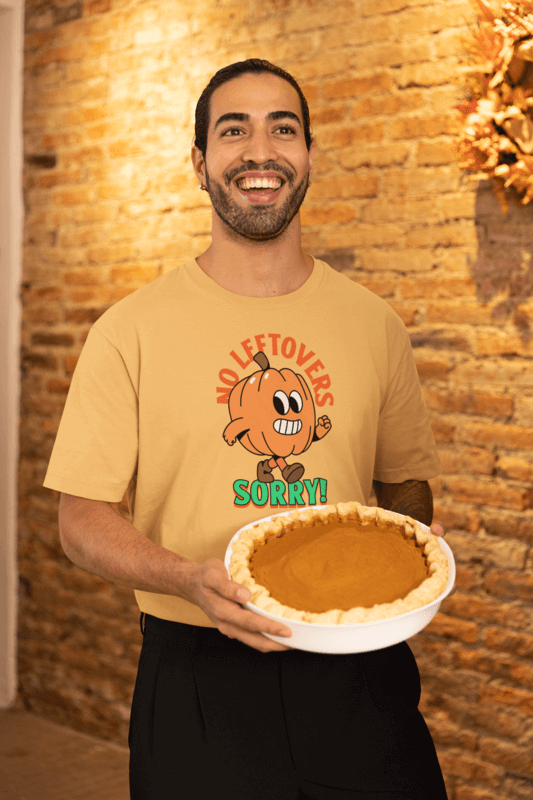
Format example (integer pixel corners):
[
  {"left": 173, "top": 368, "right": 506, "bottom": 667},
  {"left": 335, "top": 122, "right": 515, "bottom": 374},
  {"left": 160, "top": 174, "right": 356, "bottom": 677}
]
[{"left": 431, "top": 523, "right": 446, "bottom": 537}]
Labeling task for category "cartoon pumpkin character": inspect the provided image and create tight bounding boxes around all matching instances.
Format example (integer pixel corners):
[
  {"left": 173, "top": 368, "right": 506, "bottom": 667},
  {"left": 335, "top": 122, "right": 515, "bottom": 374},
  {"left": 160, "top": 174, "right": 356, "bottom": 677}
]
[{"left": 223, "top": 351, "right": 332, "bottom": 484}]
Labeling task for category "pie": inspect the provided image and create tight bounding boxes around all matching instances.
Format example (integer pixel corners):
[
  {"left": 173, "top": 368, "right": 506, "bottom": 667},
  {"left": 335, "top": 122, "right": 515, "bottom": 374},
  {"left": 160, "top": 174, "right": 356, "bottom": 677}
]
[{"left": 229, "top": 502, "right": 449, "bottom": 624}]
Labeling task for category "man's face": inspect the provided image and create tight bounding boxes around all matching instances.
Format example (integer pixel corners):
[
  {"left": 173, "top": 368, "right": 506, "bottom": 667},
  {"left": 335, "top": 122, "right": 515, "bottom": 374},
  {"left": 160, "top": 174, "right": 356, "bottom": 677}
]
[{"left": 197, "top": 72, "right": 313, "bottom": 241}]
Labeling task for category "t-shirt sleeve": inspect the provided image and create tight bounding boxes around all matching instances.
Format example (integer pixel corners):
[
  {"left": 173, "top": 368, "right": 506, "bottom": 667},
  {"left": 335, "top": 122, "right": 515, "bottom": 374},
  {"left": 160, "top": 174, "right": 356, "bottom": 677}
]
[
  {"left": 373, "top": 313, "right": 441, "bottom": 484},
  {"left": 43, "top": 325, "right": 139, "bottom": 501}
]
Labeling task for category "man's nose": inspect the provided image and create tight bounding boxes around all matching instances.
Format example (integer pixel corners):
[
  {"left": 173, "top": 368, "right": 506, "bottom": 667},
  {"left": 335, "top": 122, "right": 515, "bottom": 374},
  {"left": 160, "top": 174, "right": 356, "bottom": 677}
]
[{"left": 241, "top": 127, "right": 278, "bottom": 164}]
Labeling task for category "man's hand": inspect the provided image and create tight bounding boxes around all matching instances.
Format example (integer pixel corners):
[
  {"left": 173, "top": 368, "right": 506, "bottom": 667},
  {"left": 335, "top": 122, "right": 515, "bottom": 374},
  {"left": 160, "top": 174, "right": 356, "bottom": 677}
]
[{"left": 185, "top": 558, "right": 294, "bottom": 653}]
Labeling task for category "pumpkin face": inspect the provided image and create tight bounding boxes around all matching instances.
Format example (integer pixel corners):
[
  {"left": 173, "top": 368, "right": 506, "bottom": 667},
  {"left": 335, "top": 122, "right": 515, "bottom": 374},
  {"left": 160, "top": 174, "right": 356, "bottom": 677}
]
[{"left": 228, "top": 363, "right": 316, "bottom": 459}]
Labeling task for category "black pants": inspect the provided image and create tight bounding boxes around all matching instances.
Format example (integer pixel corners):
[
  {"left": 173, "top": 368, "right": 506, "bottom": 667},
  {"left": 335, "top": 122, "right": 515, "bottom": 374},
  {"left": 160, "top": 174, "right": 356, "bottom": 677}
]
[{"left": 129, "top": 614, "right": 448, "bottom": 800}]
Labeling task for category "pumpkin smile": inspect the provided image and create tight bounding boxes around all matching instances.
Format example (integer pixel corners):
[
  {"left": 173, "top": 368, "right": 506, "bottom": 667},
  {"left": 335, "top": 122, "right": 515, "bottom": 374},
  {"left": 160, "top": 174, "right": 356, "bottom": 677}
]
[{"left": 273, "top": 418, "right": 302, "bottom": 435}]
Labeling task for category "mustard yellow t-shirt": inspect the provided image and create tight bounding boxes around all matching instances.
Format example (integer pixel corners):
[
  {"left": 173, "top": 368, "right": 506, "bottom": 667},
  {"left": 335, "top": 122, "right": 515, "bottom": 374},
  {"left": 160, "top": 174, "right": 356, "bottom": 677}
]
[{"left": 43, "top": 257, "right": 441, "bottom": 626}]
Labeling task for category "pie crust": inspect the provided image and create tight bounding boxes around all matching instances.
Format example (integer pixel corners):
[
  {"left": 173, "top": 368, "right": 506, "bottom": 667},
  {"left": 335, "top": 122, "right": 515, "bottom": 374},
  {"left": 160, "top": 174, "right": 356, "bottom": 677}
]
[{"left": 229, "top": 502, "right": 449, "bottom": 624}]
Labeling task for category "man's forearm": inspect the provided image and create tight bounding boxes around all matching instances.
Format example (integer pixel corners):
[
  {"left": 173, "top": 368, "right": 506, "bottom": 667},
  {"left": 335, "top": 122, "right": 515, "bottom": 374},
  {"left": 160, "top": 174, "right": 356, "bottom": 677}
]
[
  {"left": 59, "top": 494, "right": 198, "bottom": 601},
  {"left": 373, "top": 479, "right": 433, "bottom": 527}
]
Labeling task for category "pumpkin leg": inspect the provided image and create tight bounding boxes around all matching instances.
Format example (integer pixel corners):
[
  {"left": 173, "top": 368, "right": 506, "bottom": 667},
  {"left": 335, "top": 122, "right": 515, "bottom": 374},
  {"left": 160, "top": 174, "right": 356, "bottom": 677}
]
[
  {"left": 281, "top": 462, "right": 305, "bottom": 483},
  {"left": 257, "top": 459, "right": 274, "bottom": 483}
]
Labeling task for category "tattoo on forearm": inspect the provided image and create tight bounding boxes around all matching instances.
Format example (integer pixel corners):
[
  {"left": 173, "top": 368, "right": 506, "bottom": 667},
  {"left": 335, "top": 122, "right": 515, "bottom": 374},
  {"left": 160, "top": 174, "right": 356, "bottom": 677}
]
[{"left": 373, "top": 479, "right": 433, "bottom": 527}]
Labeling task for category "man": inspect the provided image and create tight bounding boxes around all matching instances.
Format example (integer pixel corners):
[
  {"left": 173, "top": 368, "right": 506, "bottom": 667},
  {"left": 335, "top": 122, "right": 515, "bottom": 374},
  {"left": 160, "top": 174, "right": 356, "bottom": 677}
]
[{"left": 44, "top": 59, "right": 449, "bottom": 799}]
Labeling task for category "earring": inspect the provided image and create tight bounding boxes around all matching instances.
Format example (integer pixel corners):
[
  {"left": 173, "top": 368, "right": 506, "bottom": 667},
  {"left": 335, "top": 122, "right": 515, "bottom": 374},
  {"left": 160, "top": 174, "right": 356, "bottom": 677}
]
[{"left": 199, "top": 184, "right": 207, "bottom": 190}]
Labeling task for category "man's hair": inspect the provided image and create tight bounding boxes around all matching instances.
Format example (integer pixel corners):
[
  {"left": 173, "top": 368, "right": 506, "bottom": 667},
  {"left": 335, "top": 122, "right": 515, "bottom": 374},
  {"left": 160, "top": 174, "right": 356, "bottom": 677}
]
[{"left": 194, "top": 58, "right": 313, "bottom": 157}]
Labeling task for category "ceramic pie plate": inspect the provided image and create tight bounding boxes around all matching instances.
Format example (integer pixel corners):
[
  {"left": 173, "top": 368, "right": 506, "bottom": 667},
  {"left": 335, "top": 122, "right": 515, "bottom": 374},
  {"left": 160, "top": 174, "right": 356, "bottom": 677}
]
[{"left": 224, "top": 505, "right": 456, "bottom": 654}]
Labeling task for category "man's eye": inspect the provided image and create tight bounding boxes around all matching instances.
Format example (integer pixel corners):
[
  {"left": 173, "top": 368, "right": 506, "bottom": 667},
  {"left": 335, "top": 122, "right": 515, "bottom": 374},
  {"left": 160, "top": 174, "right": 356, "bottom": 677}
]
[
  {"left": 221, "top": 128, "right": 243, "bottom": 136},
  {"left": 277, "top": 125, "right": 296, "bottom": 134}
]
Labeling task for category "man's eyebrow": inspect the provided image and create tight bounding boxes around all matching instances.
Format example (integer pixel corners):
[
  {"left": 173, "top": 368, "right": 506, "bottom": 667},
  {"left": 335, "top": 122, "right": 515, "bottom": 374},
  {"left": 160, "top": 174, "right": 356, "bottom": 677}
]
[
  {"left": 213, "top": 110, "right": 303, "bottom": 132},
  {"left": 267, "top": 110, "right": 302, "bottom": 126}
]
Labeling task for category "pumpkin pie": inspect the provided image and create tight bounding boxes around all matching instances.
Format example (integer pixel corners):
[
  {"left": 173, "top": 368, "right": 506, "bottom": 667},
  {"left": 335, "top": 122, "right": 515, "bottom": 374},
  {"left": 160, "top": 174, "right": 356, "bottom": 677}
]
[{"left": 229, "top": 502, "right": 449, "bottom": 624}]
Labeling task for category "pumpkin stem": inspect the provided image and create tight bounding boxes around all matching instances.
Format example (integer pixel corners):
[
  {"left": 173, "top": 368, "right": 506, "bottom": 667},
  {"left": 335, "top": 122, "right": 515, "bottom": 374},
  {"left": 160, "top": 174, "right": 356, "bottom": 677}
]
[{"left": 253, "top": 351, "right": 270, "bottom": 371}]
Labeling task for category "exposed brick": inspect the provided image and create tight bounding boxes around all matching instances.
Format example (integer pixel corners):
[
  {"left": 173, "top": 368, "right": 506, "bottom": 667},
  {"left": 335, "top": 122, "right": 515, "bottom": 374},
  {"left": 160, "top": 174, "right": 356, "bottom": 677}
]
[
  {"left": 383, "top": 165, "right": 461, "bottom": 195},
  {"left": 444, "top": 476, "right": 533, "bottom": 511},
  {"left": 476, "top": 330, "right": 533, "bottom": 358},
  {"left": 478, "top": 736, "right": 533, "bottom": 776},
  {"left": 311, "top": 104, "right": 347, "bottom": 126},
  {"left": 109, "top": 265, "right": 160, "bottom": 283},
  {"left": 47, "top": 378, "right": 71, "bottom": 395},
  {"left": 463, "top": 422, "right": 533, "bottom": 451},
  {"left": 437, "top": 750, "right": 502, "bottom": 787},
  {"left": 394, "top": 59, "right": 459, "bottom": 89},
  {"left": 485, "top": 628, "right": 533, "bottom": 660},
  {"left": 339, "top": 142, "right": 410, "bottom": 169},
  {"left": 452, "top": 646, "right": 533, "bottom": 689},
  {"left": 83, "top": 0, "right": 112, "bottom": 15},
  {"left": 428, "top": 415, "right": 456, "bottom": 443},
  {"left": 31, "top": 332, "right": 74, "bottom": 347},
  {"left": 438, "top": 445, "right": 495, "bottom": 476},
  {"left": 311, "top": 175, "right": 378, "bottom": 199},
  {"left": 485, "top": 572, "right": 533, "bottom": 602},
  {"left": 401, "top": 275, "right": 477, "bottom": 298},
  {"left": 480, "top": 683, "right": 533, "bottom": 716},
  {"left": 53, "top": 187, "right": 94, "bottom": 205},
  {"left": 455, "top": 786, "right": 504, "bottom": 800},
  {"left": 454, "top": 359, "right": 533, "bottom": 388},
  {"left": 363, "top": 197, "right": 441, "bottom": 225},
  {"left": 325, "top": 223, "right": 403, "bottom": 249},
  {"left": 407, "top": 223, "right": 477, "bottom": 249},
  {"left": 417, "top": 139, "right": 457, "bottom": 165},
  {"left": 360, "top": 0, "right": 430, "bottom": 15},
  {"left": 361, "top": 248, "right": 433, "bottom": 272},
  {"left": 497, "top": 456, "right": 533, "bottom": 483},
  {"left": 423, "top": 388, "right": 513, "bottom": 418},
  {"left": 410, "top": 329, "right": 471, "bottom": 351},
  {"left": 444, "top": 530, "right": 529, "bottom": 570},
  {"left": 389, "top": 114, "right": 453, "bottom": 140},
  {"left": 425, "top": 612, "right": 478, "bottom": 643},
  {"left": 351, "top": 90, "right": 425, "bottom": 120},
  {"left": 322, "top": 71, "right": 393, "bottom": 100},
  {"left": 414, "top": 356, "right": 449, "bottom": 381},
  {"left": 324, "top": 121, "right": 385, "bottom": 148},
  {"left": 482, "top": 511, "right": 533, "bottom": 543}
]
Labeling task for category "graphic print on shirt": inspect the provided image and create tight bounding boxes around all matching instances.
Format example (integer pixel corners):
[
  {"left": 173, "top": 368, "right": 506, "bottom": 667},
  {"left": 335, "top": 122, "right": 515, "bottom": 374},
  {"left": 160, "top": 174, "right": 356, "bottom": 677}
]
[{"left": 219, "top": 343, "right": 333, "bottom": 508}]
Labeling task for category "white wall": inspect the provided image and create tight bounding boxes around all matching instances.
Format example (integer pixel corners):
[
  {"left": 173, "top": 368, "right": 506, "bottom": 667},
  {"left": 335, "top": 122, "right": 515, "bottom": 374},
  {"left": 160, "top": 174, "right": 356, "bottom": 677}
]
[{"left": 0, "top": 0, "right": 24, "bottom": 708}]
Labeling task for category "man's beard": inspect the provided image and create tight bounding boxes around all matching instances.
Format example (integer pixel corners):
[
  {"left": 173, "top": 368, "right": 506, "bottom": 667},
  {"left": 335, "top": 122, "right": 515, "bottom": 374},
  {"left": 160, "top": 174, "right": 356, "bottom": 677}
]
[{"left": 205, "top": 162, "right": 310, "bottom": 241}]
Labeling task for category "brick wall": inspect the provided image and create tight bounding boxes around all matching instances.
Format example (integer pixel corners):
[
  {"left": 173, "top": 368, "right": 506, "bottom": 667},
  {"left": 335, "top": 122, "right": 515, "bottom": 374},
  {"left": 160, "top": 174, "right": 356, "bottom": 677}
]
[{"left": 18, "top": 0, "right": 533, "bottom": 797}]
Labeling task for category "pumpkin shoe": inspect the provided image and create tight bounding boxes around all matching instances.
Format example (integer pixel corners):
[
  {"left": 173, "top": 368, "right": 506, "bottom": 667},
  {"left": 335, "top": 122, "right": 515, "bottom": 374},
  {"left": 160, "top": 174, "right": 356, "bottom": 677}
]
[
  {"left": 257, "top": 459, "right": 274, "bottom": 483},
  {"left": 282, "top": 462, "right": 304, "bottom": 483}
]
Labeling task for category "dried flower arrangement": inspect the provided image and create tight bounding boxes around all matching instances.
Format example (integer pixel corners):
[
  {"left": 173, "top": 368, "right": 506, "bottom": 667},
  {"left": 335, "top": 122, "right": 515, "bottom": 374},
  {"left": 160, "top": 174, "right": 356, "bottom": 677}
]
[{"left": 454, "top": 0, "right": 533, "bottom": 212}]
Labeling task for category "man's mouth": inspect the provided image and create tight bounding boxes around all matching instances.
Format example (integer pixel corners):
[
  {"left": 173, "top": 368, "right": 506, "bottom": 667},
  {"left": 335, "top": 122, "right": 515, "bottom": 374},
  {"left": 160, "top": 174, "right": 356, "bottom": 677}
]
[{"left": 236, "top": 176, "right": 283, "bottom": 191}]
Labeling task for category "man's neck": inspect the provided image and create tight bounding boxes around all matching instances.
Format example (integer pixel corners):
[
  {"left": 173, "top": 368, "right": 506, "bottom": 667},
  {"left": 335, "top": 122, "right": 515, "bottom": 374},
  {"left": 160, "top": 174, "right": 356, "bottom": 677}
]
[{"left": 196, "top": 214, "right": 313, "bottom": 298}]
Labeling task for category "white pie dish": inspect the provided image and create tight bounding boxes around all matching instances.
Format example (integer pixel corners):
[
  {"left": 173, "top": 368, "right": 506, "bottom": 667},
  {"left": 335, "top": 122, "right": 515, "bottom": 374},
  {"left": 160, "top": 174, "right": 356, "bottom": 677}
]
[{"left": 224, "top": 505, "right": 456, "bottom": 654}]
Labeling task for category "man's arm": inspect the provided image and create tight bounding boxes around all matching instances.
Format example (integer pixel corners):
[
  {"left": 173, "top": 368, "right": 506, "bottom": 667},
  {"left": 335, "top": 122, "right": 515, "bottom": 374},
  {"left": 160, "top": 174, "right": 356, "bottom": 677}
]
[
  {"left": 373, "top": 479, "right": 433, "bottom": 527},
  {"left": 58, "top": 493, "right": 293, "bottom": 652},
  {"left": 58, "top": 493, "right": 199, "bottom": 597}
]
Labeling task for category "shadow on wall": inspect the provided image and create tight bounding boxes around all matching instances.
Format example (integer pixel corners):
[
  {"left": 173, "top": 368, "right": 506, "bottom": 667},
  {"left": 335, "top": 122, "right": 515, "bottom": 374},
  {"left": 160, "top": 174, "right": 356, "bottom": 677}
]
[{"left": 470, "top": 182, "right": 533, "bottom": 343}]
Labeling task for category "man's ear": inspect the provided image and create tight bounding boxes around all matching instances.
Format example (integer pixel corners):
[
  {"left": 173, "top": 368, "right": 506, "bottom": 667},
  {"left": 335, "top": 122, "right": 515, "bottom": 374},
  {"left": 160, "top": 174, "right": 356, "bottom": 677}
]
[
  {"left": 191, "top": 145, "right": 207, "bottom": 187},
  {"left": 308, "top": 141, "right": 315, "bottom": 184}
]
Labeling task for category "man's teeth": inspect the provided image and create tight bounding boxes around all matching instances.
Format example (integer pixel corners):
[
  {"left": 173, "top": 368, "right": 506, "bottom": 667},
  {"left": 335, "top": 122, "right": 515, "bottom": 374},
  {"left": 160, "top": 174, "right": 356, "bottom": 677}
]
[
  {"left": 274, "top": 419, "right": 302, "bottom": 435},
  {"left": 237, "top": 177, "right": 282, "bottom": 190}
]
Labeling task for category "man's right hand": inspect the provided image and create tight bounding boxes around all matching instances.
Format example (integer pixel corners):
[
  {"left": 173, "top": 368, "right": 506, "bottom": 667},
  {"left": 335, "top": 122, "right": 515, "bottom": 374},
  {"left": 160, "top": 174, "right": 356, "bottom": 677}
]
[{"left": 186, "top": 558, "right": 294, "bottom": 653}]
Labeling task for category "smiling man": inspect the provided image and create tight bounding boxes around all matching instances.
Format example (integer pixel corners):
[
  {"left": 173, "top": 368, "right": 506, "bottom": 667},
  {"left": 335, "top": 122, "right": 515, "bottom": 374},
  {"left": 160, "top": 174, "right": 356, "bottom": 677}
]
[{"left": 44, "top": 59, "right": 449, "bottom": 800}]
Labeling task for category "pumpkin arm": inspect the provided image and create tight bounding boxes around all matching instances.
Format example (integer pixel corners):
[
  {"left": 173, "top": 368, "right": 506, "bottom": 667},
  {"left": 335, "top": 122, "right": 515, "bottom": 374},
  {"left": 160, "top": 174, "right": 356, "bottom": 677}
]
[
  {"left": 313, "top": 415, "right": 332, "bottom": 441},
  {"left": 223, "top": 418, "right": 250, "bottom": 446}
]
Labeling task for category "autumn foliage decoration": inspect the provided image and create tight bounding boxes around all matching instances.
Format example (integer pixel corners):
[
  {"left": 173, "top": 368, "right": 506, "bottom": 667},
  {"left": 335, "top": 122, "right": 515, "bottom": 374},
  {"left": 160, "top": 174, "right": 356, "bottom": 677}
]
[{"left": 454, "top": 0, "right": 533, "bottom": 212}]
